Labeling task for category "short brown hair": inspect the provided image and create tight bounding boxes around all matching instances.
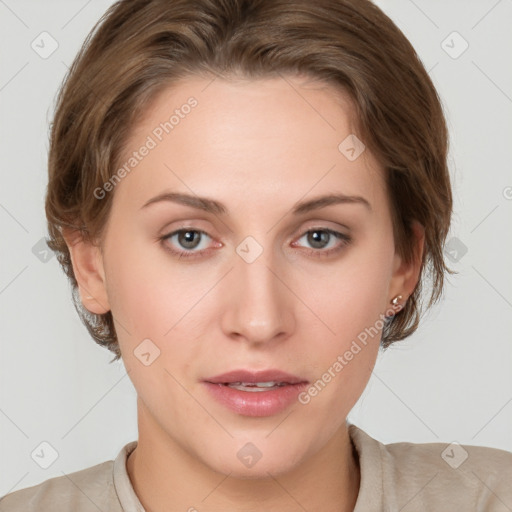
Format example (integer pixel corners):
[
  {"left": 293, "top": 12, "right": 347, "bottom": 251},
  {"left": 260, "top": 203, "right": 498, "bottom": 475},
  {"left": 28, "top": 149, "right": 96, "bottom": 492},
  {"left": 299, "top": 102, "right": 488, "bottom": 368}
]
[{"left": 45, "top": 0, "right": 455, "bottom": 362}]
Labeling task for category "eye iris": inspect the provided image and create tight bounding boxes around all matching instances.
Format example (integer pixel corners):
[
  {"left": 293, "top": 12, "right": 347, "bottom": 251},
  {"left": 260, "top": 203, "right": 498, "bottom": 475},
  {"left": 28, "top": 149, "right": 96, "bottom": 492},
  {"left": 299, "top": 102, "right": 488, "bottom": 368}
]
[
  {"left": 179, "top": 230, "right": 201, "bottom": 249},
  {"left": 308, "top": 230, "right": 330, "bottom": 249}
]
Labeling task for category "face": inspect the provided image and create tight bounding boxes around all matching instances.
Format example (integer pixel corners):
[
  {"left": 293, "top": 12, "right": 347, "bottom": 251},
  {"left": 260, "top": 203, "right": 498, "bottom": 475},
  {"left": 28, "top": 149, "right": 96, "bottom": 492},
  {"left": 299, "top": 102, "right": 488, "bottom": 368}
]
[{"left": 73, "top": 74, "right": 420, "bottom": 478}]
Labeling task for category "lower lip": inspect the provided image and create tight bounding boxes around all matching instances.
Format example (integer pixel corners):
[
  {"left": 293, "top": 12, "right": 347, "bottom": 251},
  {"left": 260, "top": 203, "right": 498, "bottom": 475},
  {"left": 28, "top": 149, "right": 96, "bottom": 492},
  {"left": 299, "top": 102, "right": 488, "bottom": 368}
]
[{"left": 202, "top": 382, "right": 309, "bottom": 417}]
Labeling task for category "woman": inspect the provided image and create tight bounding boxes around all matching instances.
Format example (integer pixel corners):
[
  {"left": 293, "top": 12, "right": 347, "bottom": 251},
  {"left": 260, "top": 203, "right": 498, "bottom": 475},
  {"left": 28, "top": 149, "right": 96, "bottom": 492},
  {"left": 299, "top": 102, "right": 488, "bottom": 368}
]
[{"left": 1, "top": 0, "right": 511, "bottom": 510}]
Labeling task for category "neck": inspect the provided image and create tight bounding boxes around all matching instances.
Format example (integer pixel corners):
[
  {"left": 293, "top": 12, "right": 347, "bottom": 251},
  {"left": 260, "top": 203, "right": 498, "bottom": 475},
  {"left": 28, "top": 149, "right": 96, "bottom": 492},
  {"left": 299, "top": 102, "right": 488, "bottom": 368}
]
[{"left": 126, "top": 401, "right": 360, "bottom": 512}]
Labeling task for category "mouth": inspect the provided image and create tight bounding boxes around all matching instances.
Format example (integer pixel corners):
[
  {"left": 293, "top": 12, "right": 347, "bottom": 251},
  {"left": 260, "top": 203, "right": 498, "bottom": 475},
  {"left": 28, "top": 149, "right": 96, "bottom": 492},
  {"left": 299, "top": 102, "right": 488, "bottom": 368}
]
[
  {"left": 217, "top": 381, "right": 295, "bottom": 392},
  {"left": 202, "top": 369, "right": 309, "bottom": 416},
  {"left": 204, "top": 368, "right": 308, "bottom": 387}
]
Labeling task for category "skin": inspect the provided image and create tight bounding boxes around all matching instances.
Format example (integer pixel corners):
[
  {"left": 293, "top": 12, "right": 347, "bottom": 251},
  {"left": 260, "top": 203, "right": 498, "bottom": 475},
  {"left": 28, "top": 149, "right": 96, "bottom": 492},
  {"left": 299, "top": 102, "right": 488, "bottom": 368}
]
[{"left": 64, "top": 74, "right": 424, "bottom": 512}]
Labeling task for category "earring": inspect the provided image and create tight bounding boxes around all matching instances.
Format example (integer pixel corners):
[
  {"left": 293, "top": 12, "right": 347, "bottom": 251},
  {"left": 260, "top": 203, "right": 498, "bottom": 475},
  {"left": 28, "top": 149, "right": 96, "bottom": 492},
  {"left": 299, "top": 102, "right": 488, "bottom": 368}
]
[
  {"left": 385, "top": 295, "right": 405, "bottom": 320},
  {"left": 391, "top": 294, "right": 403, "bottom": 306}
]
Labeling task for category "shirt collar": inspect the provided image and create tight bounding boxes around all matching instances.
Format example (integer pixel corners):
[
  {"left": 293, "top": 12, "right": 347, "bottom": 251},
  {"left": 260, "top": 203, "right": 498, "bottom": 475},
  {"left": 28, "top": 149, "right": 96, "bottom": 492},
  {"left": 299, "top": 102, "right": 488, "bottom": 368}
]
[
  {"left": 113, "top": 440, "right": 146, "bottom": 512},
  {"left": 348, "top": 423, "right": 385, "bottom": 511}
]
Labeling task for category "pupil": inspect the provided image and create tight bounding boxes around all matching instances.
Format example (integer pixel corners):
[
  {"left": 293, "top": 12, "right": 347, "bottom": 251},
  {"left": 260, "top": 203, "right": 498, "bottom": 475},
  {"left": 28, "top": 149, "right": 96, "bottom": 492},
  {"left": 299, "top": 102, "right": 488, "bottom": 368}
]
[
  {"left": 309, "top": 230, "right": 328, "bottom": 249},
  {"left": 180, "top": 231, "right": 199, "bottom": 249}
]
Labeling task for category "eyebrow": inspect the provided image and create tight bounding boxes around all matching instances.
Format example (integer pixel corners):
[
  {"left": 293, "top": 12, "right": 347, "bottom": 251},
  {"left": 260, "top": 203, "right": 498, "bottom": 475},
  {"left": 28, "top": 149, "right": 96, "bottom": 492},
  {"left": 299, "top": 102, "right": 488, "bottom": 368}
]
[{"left": 141, "top": 191, "right": 372, "bottom": 215}]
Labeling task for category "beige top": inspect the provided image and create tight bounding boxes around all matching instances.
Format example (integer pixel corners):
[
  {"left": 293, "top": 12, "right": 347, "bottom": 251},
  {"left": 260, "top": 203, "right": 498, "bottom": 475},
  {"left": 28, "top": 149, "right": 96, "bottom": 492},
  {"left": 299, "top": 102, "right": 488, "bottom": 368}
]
[{"left": 1, "top": 424, "right": 511, "bottom": 511}]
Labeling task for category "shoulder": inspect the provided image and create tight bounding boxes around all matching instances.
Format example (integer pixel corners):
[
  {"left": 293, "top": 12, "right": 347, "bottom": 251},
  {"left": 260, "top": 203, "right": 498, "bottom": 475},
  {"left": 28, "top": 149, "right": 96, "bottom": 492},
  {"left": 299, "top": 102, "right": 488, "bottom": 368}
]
[
  {"left": 349, "top": 424, "right": 512, "bottom": 510},
  {"left": 0, "top": 460, "right": 120, "bottom": 512},
  {"left": 384, "top": 437, "right": 512, "bottom": 509}
]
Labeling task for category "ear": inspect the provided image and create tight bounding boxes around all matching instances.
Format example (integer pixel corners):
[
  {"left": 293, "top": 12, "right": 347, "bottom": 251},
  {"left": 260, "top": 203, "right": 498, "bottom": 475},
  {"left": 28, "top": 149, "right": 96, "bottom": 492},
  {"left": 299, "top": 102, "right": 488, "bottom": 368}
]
[
  {"left": 388, "top": 220, "right": 425, "bottom": 311},
  {"left": 62, "top": 228, "right": 110, "bottom": 315}
]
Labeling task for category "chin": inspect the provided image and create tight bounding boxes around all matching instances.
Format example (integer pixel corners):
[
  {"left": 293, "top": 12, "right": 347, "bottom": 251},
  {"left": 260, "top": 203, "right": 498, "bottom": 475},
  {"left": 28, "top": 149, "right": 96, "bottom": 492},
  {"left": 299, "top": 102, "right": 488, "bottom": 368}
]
[{"left": 200, "top": 440, "right": 308, "bottom": 480}]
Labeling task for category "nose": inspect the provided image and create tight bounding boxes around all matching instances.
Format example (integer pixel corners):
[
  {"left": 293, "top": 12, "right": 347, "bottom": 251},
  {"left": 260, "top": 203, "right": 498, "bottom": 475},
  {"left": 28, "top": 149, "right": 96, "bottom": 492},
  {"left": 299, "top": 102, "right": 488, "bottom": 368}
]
[{"left": 220, "top": 247, "right": 295, "bottom": 346}]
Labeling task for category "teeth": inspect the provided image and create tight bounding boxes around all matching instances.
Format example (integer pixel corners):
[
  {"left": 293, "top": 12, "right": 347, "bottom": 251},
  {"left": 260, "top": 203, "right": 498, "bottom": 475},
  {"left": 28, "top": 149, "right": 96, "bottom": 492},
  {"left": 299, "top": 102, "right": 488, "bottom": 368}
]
[{"left": 226, "top": 381, "right": 288, "bottom": 392}]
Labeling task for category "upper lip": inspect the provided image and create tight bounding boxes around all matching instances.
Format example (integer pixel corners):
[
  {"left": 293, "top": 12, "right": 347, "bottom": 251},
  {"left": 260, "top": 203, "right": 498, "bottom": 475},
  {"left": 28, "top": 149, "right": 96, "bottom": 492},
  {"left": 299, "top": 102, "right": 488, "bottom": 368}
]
[{"left": 204, "top": 369, "right": 308, "bottom": 385}]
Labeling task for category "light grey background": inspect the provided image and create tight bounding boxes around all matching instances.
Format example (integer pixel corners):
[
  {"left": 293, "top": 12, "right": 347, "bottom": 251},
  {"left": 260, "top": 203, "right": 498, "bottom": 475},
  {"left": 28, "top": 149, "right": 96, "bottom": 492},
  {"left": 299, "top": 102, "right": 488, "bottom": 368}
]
[{"left": 1, "top": 0, "right": 511, "bottom": 495}]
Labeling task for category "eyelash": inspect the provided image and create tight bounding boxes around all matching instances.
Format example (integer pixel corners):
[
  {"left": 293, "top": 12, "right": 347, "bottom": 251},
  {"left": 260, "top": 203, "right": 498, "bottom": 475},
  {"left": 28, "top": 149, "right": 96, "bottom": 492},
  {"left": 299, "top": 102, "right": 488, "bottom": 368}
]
[{"left": 159, "top": 227, "right": 352, "bottom": 260}]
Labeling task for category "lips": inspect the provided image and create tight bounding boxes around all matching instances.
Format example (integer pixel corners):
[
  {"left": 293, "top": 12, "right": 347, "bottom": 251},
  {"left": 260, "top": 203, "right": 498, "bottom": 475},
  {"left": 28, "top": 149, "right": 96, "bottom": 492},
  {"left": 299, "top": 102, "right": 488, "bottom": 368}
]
[
  {"left": 204, "top": 369, "right": 308, "bottom": 386},
  {"left": 202, "top": 369, "right": 309, "bottom": 417}
]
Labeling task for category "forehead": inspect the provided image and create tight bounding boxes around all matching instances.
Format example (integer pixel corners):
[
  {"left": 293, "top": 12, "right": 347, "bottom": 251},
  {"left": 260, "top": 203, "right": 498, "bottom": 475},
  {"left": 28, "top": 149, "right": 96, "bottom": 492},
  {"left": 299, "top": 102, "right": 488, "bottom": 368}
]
[{"left": 113, "top": 74, "right": 387, "bottom": 216}]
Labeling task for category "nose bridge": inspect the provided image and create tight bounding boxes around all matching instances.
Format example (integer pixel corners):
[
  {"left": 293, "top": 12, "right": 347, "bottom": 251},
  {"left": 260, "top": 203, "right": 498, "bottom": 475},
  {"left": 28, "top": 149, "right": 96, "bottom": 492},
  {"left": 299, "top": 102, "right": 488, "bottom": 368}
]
[{"left": 221, "top": 237, "right": 293, "bottom": 343}]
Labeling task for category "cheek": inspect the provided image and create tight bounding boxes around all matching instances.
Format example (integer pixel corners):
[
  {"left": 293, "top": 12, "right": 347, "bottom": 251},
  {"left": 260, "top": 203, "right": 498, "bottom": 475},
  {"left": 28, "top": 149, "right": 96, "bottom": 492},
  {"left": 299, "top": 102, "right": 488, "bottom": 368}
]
[
  {"left": 302, "top": 240, "right": 393, "bottom": 338},
  {"left": 106, "top": 252, "right": 202, "bottom": 405},
  {"left": 295, "top": 239, "right": 393, "bottom": 407},
  {"left": 102, "top": 235, "right": 193, "bottom": 338},
  {"left": 103, "top": 240, "right": 211, "bottom": 380},
  {"left": 104, "top": 256, "right": 165, "bottom": 338}
]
